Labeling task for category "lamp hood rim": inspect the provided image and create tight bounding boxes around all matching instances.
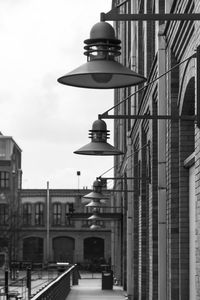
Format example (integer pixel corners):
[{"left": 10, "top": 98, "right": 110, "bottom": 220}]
[
  {"left": 74, "top": 141, "right": 124, "bottom": 156},
  {"left": 58, "top": 60, "right": 146, "bottom": 89},
  {"left": 83, "top": 191, "right": 109, "bottom": 200}
]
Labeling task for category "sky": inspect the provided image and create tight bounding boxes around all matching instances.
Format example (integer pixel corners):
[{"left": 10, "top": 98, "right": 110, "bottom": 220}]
[{"left": 0, "top": 0, "right": 115, "bottom": 190}]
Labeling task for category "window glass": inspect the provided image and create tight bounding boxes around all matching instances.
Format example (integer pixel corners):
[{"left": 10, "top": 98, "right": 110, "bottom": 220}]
[
  {"left": 165, "top": 0, "right": 172, "bottom": 13},
  {"left": 35, "top": 203, "right": 44, "bottom": 226},
  {"left": 0, "top": 204, "right": 8, "bottom": 225},
  {"left": 0, "top": 172, "right": 9, "bottom": 189},
  {"left": 0, "top": 140, "right": 6, "bottom": 160},
  {"left": 23, "top": 203, "right": 32, "bottom": 226},
  {"left": 53, "top": 203, "right": 61, "bottom": 225}
]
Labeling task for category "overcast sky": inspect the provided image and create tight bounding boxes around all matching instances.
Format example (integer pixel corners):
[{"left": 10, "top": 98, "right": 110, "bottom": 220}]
[{"left": 0, "top": 0, "right": 115, "bottom": 190}]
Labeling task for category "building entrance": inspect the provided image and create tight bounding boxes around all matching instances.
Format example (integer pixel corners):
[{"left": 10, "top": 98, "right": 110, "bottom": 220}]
[
  {"left": 23, "top": 237, "right": 43, "bottom": 262},
  {"left": 53, "top": 237, "right": 74, "bottom": 263},
  {"left": 84, "top": 237, "right": 104, "bottom": 271}
]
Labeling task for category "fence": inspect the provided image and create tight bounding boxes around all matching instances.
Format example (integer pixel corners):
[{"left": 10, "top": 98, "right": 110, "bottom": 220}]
[
  {"left": 31, "top": 265, "right": 78, "bottom": 300},
  {"left": 0, "top": 264, "right": 79, "bottom": 300}
]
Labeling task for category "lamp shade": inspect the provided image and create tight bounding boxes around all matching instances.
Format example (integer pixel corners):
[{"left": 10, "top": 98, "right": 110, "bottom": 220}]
[
  {"left": 74, "top": 119, "right": 123, "bottom": 156},
  {"left": 83, "top": 179, "right": 108, "bottom": 200},
  {"left": 83, "top": 191, "right": 108, "bottom": 200},
  {"left": 90, "top": 223, "right": 102, "bottom": 230},
  {"left": 86, "top": 199, "right": 105, "bottom": 207},
  {"left": 58, "top": 59, "right": 146, "bottom": 89},
  {"left": 74, "top": 140, "right": 123, "bottom": 155},
  {"left": 88, "top": 212, "right": 101, "bottom": 221},
  {"left": 58, "top": 22, "right": 146, "bottom": 89}
]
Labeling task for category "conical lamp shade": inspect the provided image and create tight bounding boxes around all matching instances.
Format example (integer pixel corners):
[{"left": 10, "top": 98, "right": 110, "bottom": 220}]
[
  {"left": 86, "top": 199, "right": 105, "bottom": 207},
  {"left": 74, "top": 140, "right": 123, "bottom": 156},
  {"left": 88, "top": 213, "right": 101, "bottom": 220},
  {"left": 90, "top": 223, "right": 102, "bottom": 230},
  {"left": 58, "top": 22, "right": 146, "bottom": 89},
  {"left": 58, "top": 59, "right": 146, "bottom": 89},
  {"left": 83, "top": 191, "right": 108, "bottom": 200}
]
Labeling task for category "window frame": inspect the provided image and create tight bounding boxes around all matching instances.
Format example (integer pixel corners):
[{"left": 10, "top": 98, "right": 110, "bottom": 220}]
[
  {"left": 35, "top": 202, "right": 44, "bottom": 226},
  {"left": 53, "top": 202, "right": 62, "bottom": 226},
  {"left": 0, "top": 204, "right": 8, "bottom": 225},
  {"left": 0, "top": 172, "right": 10, "bottom": 189},
  {"left": 22, "top": 203, "right": 32, "bottom": 226}
]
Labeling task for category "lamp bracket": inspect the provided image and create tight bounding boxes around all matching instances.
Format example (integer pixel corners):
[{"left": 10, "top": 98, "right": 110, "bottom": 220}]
[
  {"left": 99, "top": 114, "right": 196, "bottom": 120},
  {"left": 98, "top": 176, "right": 145, "bottom": 181},
  {"left": 110, "top": 190, "right": 135, "bottom": 192},
  {"left": 101, "top": 11, "right": 200, "bottom": 22},
  {"left": 98, "top": 177, "right": 140, "bottom": 180}
]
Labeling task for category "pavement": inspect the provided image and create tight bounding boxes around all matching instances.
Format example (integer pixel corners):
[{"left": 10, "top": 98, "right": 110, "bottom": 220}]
[{"left": 66, "top": 277, "right": 125, "bottom": 300}]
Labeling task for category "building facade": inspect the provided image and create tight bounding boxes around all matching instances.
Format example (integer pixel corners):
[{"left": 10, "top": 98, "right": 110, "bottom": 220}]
[
  {"left": 0, "top": 133, "right": 22, "bottom": 267},
  {"left": 110, "top": 0, "right": 200, "bottom": 299},
  {"left": 0, "top": 134, "right": 119, "bottom": 271},
  {"left": 19, "top": 188, "right": 113, "bottom": 269}
]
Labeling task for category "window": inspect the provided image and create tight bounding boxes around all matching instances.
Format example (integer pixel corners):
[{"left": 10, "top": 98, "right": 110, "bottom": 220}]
[
  {"left": 35, "top": 203, "right": 44, "bottom": 226},
  {"left": 22, "top": 203, "right": 32, "bottom": 226},
  {"left": 53, "top": 203, "right": 61, "bottom": 226},
  {"left": 0, "top": 172, "right": 9, "bottom": 189},
  {"left": 0, "top": 204, "right": 8, "bottom": 225}
]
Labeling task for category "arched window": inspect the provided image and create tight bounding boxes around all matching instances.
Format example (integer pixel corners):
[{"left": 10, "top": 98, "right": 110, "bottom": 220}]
[
  {"left": 23, "top": 237, "right": 43, "bottom": 262},
  {"left": 84, "top": 237, "right": 104, "bottom": 261},
  {"left": 53, "top": 236, "right": 75, "bottom": 263},
  {"left": 35, "top": 203, "right": 44, "bottom": 226}
]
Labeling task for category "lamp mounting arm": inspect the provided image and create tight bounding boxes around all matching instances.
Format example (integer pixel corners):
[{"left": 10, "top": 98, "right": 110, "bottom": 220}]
[
  {"left": 101, "top": 11, "right": 200, "bottom": 22},
  {"left": 97, "top": 176, "right": 143, "bottom": 180},
  {"left": 98, "top": 53, "right": 196, "bottom": 120},
  {"left": 99, "top": 114, "right": 196, "bottom": 121}
]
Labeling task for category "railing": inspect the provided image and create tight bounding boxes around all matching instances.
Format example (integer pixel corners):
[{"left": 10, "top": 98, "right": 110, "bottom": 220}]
[
  {"left": 31, "top": 265, "right": 78, "bottom": 300},
  {"left": 0, "top": 264, "right": 79, "bottom": 299}
]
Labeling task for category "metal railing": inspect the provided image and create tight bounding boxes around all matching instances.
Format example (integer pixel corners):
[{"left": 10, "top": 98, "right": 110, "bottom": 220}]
[
  {"left": 31, "top": 265, "right": 78, "bottom": 300},
  {"left": 0, "top": 264, "right": 79, "bottom": 299}
]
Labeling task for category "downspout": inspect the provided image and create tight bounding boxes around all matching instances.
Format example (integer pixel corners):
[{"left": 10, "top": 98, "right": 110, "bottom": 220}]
[
  {"left": 126, "top": 136, "right": 133, "bottom": 300},
  {"left": 157, "top": 25, "right": 167, "bottom": 300}
]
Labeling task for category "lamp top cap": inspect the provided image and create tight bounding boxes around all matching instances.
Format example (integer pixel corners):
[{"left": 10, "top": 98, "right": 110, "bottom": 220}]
[
  {"left": 92, "top": 119, "right": 107, "bottom": 131},
  {"left": 85, "top": 21, "right": 120, "bottom": 44},
  {"left": 93, "top": 179, "right": 102, "bottom": 187}
]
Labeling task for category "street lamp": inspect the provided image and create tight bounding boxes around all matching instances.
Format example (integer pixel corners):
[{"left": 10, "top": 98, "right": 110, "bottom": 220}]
[
  {"left": 83, "top": 179, "right": 109, "bottom": 200},
  {"left": 57, "top": 21, "right": 146, "bottom": 89},
  {"left": 74, "top": 119, "right": 123, "bottom": 156}
]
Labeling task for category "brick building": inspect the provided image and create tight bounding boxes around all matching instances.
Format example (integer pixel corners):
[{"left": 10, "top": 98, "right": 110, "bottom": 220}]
[{"left": 108, "top": 0, "right": 200, "bottom": 299}]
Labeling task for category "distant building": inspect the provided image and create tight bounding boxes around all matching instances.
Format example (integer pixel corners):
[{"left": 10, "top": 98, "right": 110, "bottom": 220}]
[
  {"left": 0, "top": 132, "right": 122, "bottom": 271},
  {"left": 19, "top": 188, "right": 114, "bottom": 269},
  {"left": 0, "top": 133, "right": 22, "bottom": 265}
]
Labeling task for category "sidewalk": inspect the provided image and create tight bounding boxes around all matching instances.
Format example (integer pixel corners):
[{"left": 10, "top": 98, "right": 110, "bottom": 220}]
[{"left": 66, "top": 278, "right": 125, "bottom": 300}]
